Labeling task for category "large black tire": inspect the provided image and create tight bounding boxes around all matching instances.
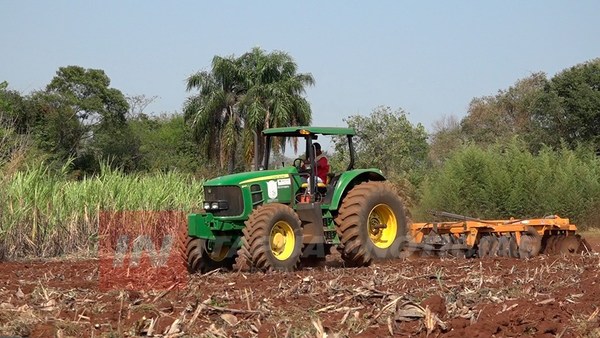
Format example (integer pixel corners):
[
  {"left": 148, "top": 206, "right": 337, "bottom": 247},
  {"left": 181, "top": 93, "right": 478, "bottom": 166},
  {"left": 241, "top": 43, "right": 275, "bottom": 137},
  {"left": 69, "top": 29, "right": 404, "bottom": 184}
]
[
  {"left": 241, "top": 204, "right": 303, "bottom": 272},
  {"left": 186, "top": 236, "right": 236, "bottom": 274},
  {"left": 335, "top": 181, "right": 407, "bottom": 266},
  {"left": 187, "top": 237, "right": 207, "bottom": 273}
]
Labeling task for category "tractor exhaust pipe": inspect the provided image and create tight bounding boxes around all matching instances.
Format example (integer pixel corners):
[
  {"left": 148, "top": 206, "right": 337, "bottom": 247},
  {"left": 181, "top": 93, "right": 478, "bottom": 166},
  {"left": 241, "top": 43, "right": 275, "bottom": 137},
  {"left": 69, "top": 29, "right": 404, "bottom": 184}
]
[{"left": 253, "top": 130, "right": 259, "bottom": 171}]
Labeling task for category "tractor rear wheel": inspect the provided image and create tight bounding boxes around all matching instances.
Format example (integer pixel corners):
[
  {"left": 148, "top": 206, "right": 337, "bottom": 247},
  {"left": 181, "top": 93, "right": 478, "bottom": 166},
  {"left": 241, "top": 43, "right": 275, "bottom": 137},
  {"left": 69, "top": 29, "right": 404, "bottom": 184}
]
[
  {"left": 242, "top": 203, "right": 303, "bottom": 272},
  {"left": 186, "top": 237, "right": 236, "bottom": 274},
  {"left": 335, "top": 181, "right": 407, "bottom": 266}
]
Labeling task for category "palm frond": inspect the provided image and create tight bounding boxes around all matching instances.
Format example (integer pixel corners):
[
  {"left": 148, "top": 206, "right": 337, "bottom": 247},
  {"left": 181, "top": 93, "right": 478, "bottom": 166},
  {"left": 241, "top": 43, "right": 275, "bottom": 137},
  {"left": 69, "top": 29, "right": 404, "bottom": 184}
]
[
  {"left": 183, "top": 47, "right": 314, "bottom": 170},
  {"left": 186, "top": 71, "right": 213, "bottom": 92}
]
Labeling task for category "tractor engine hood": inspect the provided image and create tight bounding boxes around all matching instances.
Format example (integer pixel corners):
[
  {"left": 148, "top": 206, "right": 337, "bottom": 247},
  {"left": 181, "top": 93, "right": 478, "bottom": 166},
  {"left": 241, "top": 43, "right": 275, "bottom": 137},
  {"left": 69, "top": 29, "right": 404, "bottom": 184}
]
[{"left": 203, "top": 167, "right": 298, "bottom": 187}]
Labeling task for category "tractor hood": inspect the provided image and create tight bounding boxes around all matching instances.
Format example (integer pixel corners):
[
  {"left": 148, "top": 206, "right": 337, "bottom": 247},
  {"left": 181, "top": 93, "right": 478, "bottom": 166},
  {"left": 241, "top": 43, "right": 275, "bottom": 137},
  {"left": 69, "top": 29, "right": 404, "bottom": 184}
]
[{"left": 203, "top": 167, "right": 297, "bottom": 187}]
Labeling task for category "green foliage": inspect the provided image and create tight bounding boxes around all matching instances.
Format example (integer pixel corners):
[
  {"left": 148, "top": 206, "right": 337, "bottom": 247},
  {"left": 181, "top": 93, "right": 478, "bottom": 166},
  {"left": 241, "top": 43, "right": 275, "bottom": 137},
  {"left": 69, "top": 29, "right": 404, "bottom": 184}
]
[
  {"left": 332, "top": 106, "right": 429, "bottom": 205},
  {"left": 422, "top": 59, "right": 600, "bottom": 228},
  {"left": 184, "top": 47, "right": 314, "bottom": 172},
  {"left": 46, "top": 66, "right": 128, "bottom": 123},
  {"left": 28, "top": 91, "right": 83, "bottom": 161},
  {"left": 0, "top": 163, "right": 204, "bottom": 258},
  {"left": 0, "top": 118, "right": 29, "bottom": 170},
  {"left": 428, "top": 115, "right": 464, "bottom": 166},
  {"left": 238, "top": 48, "right": 314, "bottom": 163},
  {"left": 0, "top": 82, "right": 36, "bottom": 134},
  {"left": 129, "top": 113, "right": 202, "bottom": 173},
  {"left": 184, "top": 57, "right": 240, "bottom": 171},
  {"left": 458, "top": 72, "right": 547, "bottom": 149},
  {"left": 0, "top": 86, "right": 49, "bottom": 174},
  {"left": 449, "top": 59, "right": 600, "bottom": 154},
  {"left": 91, "top": 122, "right": 141, "bottom": 172},
  {"left": 533, "top": 58, "right": 600, "bottom": 149},
  {"left": 39, "top": 66, "right": 136, "bottom": 173},
  {"left": 417, "top": 140, "right": 600, "bottom": 228}
]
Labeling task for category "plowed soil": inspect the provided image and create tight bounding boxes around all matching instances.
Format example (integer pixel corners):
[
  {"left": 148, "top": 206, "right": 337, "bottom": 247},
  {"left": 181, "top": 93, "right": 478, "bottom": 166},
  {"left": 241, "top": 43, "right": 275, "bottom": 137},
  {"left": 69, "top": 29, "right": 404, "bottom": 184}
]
[{"left": 1, "top": 234, "right": 600, "bottom": 338}]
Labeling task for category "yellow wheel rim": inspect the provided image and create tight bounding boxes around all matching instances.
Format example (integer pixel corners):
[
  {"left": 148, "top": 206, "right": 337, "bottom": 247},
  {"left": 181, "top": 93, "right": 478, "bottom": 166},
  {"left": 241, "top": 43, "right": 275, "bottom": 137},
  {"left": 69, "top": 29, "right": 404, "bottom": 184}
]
[
  {"left": 270, "top": 221, "right": 296, "bottom": 260},
  {"left": 367, "top": 204, "right": 398, "bottom": 249},
  {"left": 209, "top": 245, "right": 229, "bottom": 262}
]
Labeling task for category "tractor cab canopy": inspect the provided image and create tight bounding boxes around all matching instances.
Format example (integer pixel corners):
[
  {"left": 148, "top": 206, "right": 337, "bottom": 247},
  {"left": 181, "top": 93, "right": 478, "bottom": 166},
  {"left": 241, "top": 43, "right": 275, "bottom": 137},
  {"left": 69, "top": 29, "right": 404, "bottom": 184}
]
[
  {"left": 261, "top": 126, "right": 357, "bottom": 192},
  {"left": 263, "top": 126, "right": 356, "bottom": 137}
]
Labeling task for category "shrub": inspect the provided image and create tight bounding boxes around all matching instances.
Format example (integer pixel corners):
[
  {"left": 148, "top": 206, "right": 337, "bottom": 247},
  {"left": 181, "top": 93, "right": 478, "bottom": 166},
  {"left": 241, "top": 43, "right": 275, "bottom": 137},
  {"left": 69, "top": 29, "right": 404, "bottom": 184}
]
[{"left": 416, "top": 141, "right": 600, "bottom": 229}]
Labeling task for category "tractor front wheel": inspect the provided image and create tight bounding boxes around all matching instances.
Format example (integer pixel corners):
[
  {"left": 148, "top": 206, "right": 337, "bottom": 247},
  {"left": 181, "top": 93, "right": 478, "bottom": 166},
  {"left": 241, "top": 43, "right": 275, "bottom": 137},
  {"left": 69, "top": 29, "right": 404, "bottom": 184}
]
[
  {"left": 187, "top": 237, "right": 236, "bottom": 274},
  {"left": 335, "top": 181, "right": 407, "bottom": 266},
  {"left": 241, "top": 204, "right": 303, "bottom": 271}
]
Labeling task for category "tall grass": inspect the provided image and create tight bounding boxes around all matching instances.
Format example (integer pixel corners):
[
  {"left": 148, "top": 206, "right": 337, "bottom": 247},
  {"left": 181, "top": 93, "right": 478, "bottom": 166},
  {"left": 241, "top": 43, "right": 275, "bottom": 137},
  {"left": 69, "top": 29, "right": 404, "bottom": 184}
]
[
  {"left": 416, "top": 141, "right": 600, "bottom": 229},
  {"left": 0, "top": 164, "right": 204, "bottom": 259}
]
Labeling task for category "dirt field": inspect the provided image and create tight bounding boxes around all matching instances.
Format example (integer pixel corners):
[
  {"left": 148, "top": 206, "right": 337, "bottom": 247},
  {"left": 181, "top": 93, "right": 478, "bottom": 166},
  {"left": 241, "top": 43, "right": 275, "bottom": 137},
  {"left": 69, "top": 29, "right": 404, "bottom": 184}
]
[{"left": 1, "top": 234, "right": 600, "bottom": 338}]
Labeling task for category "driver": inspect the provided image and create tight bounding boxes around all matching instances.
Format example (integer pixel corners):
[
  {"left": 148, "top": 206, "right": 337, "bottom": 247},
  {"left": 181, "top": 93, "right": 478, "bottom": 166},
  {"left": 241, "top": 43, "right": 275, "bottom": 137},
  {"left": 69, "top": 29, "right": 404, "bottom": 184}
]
[{"left": 313, "top": 143, "right": 330, "bottom": 183}]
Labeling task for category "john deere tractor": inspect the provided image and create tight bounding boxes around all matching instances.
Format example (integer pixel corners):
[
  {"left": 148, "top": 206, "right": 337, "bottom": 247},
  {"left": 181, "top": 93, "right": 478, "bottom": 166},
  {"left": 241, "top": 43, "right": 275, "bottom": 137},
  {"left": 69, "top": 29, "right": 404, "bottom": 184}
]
[{"left": 186, "top": 126, "right": 407, "bottom": 273}]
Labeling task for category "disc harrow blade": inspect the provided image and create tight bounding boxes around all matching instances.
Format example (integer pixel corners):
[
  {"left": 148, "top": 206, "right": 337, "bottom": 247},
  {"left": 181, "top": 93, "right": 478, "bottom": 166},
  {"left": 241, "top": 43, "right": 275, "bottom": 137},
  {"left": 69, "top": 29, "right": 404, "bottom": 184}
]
[
  {"left": 518, "top": 227, "right": 542, "bottom": 259},
  {"left": 540, "top": 234, "right": 593, "bottom": 256}
]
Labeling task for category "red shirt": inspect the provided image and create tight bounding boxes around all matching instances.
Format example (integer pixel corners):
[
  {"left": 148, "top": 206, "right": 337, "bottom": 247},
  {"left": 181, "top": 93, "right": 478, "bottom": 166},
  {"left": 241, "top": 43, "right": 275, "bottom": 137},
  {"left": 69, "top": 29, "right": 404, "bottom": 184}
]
[{"left": 315, "top": 155, "right": 330, "bottom": 183}]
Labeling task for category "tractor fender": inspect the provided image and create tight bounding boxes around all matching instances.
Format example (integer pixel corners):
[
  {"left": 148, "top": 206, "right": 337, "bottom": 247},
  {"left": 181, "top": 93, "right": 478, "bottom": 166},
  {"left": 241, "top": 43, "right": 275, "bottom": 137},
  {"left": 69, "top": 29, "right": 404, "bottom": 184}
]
[{"left": 328, "top": 169, "right": 386, "bottom": 210}]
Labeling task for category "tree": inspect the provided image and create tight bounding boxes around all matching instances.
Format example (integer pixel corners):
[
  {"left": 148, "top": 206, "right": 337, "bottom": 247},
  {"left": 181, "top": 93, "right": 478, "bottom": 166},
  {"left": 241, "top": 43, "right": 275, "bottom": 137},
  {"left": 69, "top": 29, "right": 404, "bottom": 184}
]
[
  {"left": 47, "top": 66, "right": 129, "bottom": 125},
  {"left": 126, "top": 94, "right": 158, "bottom": 119},
  {"left": 129, "top": 113, "right": 201, "bottom": 173},
  {"left": 0, "top": 109, "right": 32, "bottom": 171},
  {"left": 533, "top": 58, "right": 600, "bottom": 150},
  {"left": 457, "top": 60, "right": 600, "bottom": 152},
  {"left": 184, "top": 48, "right": 314, "bottom": 173},
  {"left": 0, "top": 81, "right": 37, "bottom": 134},
  {"left": 42, "top": 66, "right": 137, "bottom": 172},
  {"left": 184, "top": 55, "right": 244, "bottom": 173},
  {"left": 91, "top": 122, "right": 141, "bottom": 172},
  {"left": 460, "top": 72, "right": 547, "bottom": 148},
  {"left": 29, "top": 91, "right": 83, "bottom": 161},
  {"left": 238, "top": 47, "right": 314, "bottom": 165},
  {"left": 332, "top": 106, "right": 428, "bottom": 204},
  {"left": 428, "top": 114, "right": 464, "bottom": 166}
]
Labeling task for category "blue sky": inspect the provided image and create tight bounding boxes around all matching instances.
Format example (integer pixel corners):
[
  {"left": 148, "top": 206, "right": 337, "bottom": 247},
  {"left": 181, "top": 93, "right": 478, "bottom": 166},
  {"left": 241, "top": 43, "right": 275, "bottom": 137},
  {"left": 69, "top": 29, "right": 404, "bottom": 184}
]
[{"left": 2, "top": 1, "right": 599, "bottom": 132}]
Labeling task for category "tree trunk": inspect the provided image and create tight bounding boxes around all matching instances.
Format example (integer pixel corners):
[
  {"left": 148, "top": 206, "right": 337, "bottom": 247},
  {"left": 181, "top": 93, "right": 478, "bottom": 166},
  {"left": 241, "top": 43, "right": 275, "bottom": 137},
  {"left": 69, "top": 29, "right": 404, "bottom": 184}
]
[{"left": 227, "top": 105, "right": 236, "bottom": 173}]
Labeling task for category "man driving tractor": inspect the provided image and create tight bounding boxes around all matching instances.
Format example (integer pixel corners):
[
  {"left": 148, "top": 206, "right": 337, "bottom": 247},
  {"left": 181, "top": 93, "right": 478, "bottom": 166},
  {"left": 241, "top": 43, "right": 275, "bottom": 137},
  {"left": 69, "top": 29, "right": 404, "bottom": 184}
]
[
  {"left": 313, "top": 142, "right": 330, "bottom": 183},
  {"left": 300, "top": 142, "right": 330, "bottom": 184}
]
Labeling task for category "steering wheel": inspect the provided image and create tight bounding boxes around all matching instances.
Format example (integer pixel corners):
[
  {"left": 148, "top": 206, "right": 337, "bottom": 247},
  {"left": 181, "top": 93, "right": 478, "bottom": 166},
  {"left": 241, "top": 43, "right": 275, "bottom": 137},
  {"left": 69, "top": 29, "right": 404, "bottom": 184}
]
[{"left": 293, "top": 158, "right": 305, "bottom": 171}]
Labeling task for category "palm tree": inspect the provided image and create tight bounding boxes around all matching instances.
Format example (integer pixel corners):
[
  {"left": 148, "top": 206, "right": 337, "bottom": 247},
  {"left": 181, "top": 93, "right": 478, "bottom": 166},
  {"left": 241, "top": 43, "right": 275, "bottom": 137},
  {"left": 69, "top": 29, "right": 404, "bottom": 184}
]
[
  {"left": 184, "top": 55, "right": 244, "bottom": 173},
  {"left": 239, "top": 48, "right": 314, "bottom": 166},
  {"left": 184, "top": 48, "right": 314, "bottom": 172}
]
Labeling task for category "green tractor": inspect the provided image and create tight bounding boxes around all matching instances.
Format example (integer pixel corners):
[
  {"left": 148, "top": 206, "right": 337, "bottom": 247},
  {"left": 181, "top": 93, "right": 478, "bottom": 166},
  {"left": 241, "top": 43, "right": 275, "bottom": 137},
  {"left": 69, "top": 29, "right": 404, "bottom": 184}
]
[{"left": 186, "top": 126, "right": 407, "bottom": 273}]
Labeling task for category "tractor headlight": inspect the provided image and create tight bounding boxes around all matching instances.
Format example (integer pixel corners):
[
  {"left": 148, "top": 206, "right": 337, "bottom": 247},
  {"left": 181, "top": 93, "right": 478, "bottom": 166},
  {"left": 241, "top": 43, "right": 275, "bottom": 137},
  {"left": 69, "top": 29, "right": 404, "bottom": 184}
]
[{"left": 202, "top": 200, "right": 229, "bottom": 211}]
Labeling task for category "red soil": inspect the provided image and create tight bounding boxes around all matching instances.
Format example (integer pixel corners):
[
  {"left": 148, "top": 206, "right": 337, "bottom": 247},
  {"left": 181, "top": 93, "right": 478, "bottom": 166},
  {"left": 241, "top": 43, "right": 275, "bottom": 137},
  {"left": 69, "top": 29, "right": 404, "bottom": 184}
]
[{"left": 0, "top": 235, "right": 599, "bottom": 337}]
